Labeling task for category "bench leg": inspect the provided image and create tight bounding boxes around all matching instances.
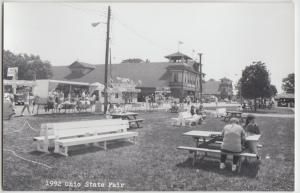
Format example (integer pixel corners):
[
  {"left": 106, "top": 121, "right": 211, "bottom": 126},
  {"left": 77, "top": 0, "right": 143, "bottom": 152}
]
[
  {"left": 192, "top": 152, "right": 197, "bottom": 166},
  {"left": 103, "top": 141, "right": 107, "bottom": 151},
  {"left": 237, "top": 157, "right": 243, "bottom": 173},
  {"left": 64, "top": 146, "right": 68, "bottom": 157},
  {"left": 54, "top": 142, "right": 60, "bottom": 153},
  {"left": 36, "top": 141, "right": 49, "bottom": 153},
  {"left": 42, "top": 141, "right": 50, "bottom": 153},
  {"left": 136, "top": 122, "right": 140, "bottom": 128}
]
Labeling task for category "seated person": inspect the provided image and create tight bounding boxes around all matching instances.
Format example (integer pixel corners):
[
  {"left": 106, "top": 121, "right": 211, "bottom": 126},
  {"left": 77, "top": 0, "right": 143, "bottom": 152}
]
[
  {"left": 114, "top": 103, "right": 123, "bottom": 113},
  {"left": 220, "top": 118, "right": 246, "bottom": 172},
  {"left": 244, "top": 114, "right": 261, "bottom": 159},
  {"left": 170, "top": 101, "right": 179, "bottom": 112},
  {"left": 196, "top": 103, "right": 206, "bottom": 118},
  {"left": 190, "top": 105, "right": 203, "bottom": 125}
]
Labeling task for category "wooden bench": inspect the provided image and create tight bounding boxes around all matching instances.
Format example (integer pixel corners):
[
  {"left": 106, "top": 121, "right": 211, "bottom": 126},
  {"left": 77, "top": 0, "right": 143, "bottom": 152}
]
[
  {"left": 33, "top": 119, "right": 137, "bottom": 156},
  {"left": 177, "top": 146, "right": 258, "bottom": 172},
  {"left": 171, "top": 112, "right": 202, "bottom": 126},
  {"left": 55, "top": 131, "right": 138, "bottom": 156},
  {"left": 128, "top": 119, "right": 144, "bottom": 128}
]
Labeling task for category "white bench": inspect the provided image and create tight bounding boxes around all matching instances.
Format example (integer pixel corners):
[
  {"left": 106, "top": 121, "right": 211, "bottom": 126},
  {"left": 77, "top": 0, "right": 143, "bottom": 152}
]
[
  {"left": 33, "top": 119, "right": 138, "bottom": 156},
  {"left": 177, "top": 146, "right": 258, "bottom": 172},
  {"left": 171, "top": 112, "right": 202, "bottom": 126}
]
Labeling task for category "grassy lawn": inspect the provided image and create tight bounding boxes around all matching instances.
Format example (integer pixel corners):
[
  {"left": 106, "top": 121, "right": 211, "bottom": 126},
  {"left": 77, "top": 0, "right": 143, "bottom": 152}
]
[{"left": 2, "top": 111, "right": 294, "bottom": 191}]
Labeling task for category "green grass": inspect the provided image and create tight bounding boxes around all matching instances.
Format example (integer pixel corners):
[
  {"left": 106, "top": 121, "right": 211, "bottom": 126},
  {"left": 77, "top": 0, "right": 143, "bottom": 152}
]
[{"left": 2, "top": 111, "right": 294, "bottom": 191}]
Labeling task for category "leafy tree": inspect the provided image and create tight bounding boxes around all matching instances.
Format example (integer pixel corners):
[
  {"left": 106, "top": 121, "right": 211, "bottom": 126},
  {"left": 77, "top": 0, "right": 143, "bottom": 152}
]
[
  {"left": 3, "top": 50, "right": 53, "bottom": 80},
  {"left": 240, "top": 61, "right": 271, "bottom": 111},
  {"left": 269, "top": 84, "right": 278, "bottom": 97},
  {"left": 282, "top": 73, "right": 294, "bottom": 93},
  {"left": 121, "top": 58, "right": 144, "bottom": 63}
]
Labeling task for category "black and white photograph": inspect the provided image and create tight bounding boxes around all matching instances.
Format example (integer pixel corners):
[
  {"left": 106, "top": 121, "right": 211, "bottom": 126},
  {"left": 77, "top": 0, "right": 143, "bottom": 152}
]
[{"left": 1, "top": 1, "right": 296, "bottom": 191}]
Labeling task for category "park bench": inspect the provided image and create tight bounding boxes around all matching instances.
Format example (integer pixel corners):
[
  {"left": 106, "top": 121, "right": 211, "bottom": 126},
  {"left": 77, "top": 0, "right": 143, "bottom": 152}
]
[
  {"left": 177, "top": 146, "right": 258, "bottom": 172},
  {"left": 171, "top": 112, "right": 202, "bottom": 126},
  {"left": 33, "top": 119, "right": 138, "bottom": 156}
]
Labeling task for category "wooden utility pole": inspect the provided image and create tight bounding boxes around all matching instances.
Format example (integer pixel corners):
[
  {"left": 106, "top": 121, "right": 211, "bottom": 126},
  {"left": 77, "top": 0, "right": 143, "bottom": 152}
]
[
  {"left": 198, "top": 53, "right": 203, "bottom": 102},
  {"left": 104, "top": 6, "right": 111, "bottom": 113}
]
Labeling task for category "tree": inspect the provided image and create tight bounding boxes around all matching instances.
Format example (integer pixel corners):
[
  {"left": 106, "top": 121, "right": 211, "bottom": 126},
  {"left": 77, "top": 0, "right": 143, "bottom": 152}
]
[
  {"left": 240, "top": 61, "right": 271, "bottom": 111},
  {"left": 3, "top": 50, "right": 53, "bottom": 80},
  {"left": 268, "top": 84, "right": 278, "bottom": 97},
  {"left": 282, "top": 73, "right": 294, "bottom": 93},
  {"left": 121, "top": 58, "right": 144, "bottom": 63}
]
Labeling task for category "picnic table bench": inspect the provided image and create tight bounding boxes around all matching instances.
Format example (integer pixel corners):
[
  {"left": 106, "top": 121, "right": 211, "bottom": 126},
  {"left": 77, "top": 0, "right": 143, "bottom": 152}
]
[
  {"left": 111, "top": 112, "right": 144, "bottom": 128},
  {"left": 222, "top": 111, "right": 245, "bottom": 123},
  {"left": 33, "top": 119, "right": 138, "bottom": 156},
  {"left": 177, "top": 130, "right": 261, "bottom": 172}
]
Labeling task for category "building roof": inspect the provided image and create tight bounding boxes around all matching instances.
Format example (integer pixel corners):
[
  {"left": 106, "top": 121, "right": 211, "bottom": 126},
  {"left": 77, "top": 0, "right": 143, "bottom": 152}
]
[
  {"left": 202, "top": 79, "right": 221, "bottom": 95},
  {"left": 69, "top": 61, "right": 96, "bottom": 69},
  {"left": 52, "top": 62, "right": 175, "bottom": 88},
  {"left": 275, "top": 93, "right": 294, "bottom": 99},
  {"left": 165, "top": 52, "right": 192, "bottom": 60}
]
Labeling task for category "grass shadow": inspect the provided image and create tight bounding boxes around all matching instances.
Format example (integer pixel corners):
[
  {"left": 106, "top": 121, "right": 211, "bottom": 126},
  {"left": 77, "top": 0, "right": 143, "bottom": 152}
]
[
  {"left": 176, "top": 157, "right": 259, "bottom": 178},
  {"left": 67, "top": 140, "right": 134, "bottom": 156}
]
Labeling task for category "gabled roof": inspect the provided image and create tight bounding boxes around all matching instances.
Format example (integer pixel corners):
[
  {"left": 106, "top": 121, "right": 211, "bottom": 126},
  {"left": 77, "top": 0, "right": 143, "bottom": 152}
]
[
  {"left": 52, "top": 62, "right": 174, "bottom": 88},
  {"left": 165, "top": 52, "right": 192, "bottom": 60},
  {"left": 69, "top": 61, "right": 96, "bottom": 69}
]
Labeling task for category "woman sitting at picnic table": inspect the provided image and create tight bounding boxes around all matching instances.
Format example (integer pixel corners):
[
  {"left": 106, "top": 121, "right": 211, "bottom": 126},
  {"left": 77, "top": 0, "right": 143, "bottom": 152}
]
[
  {"left": 244, "top": 114, "right": 261, "bottom": 159},
  {"left": 220, "top": 118, "right": 246, "bottom": 172}
]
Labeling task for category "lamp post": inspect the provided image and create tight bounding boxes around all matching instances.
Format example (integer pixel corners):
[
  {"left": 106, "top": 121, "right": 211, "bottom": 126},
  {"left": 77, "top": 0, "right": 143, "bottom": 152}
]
[
  {"left": 198, "top": 53, "right": 203, "bottom": 103},
  {"left": 92, "top": 6, "right": 111, "bottom": 113}
]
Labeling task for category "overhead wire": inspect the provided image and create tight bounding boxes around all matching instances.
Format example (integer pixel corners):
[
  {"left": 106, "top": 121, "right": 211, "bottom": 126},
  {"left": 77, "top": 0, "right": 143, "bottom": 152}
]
[{"left": 112, "top": 14, "right": 169, "bottom": 53}]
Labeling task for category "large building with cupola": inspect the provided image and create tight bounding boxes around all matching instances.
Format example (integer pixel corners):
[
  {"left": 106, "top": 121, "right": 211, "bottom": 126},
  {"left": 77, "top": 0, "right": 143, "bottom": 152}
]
[{"left": 50, "top": 52, "right": 230, "bottom": 102}]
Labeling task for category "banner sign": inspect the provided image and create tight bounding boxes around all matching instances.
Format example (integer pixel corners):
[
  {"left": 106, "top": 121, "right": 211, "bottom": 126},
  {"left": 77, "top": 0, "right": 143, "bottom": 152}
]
[{"left": 7, "top": 67, "right": 18, "bottom": 77}]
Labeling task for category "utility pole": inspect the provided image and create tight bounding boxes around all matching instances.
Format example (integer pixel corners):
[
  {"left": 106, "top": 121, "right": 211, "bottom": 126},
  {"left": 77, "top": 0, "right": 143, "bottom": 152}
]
[
  {"left": 198, "top": 53, "right": 203, "bottom": 103},
  {"left": 104, "top": 6, "right": 111, "bottom": 113}
]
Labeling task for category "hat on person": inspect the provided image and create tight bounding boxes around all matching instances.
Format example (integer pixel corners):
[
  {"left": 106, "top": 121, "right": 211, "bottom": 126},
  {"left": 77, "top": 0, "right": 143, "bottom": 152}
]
[{"left": 229, "top": 117, "right": 239, "bottom": 124}]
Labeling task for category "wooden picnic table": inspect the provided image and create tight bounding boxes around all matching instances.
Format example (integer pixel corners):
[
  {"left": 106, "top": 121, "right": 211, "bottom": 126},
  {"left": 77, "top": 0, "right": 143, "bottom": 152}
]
[
  {"left": 179, "top": 130, "right": 261, "bottom": 169},
  {"left": 183, "top": 130, "right": 261, "bottom": 147},
  {"left": 224, "top": 111, "right": 244, "bottom": 122},
  {"left": 111, "top": 112, "right": 143, "bottom": 128}
]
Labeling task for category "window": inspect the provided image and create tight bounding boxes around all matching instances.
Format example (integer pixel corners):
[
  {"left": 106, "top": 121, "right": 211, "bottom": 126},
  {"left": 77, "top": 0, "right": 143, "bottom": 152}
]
[{"left": 174, "top": 73, "right": 179, "bottom": 82}]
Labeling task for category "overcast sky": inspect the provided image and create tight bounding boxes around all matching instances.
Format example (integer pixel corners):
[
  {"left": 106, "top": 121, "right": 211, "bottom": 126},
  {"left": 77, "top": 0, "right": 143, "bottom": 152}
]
[{"left": 4, "top": 2, "right": 294, "bottom": 92}]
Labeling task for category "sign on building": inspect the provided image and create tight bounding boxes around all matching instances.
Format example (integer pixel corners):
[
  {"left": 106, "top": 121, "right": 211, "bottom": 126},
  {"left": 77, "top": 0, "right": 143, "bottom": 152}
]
[{"left": 7, "top": 67, "right": 18, "bottom": 78}]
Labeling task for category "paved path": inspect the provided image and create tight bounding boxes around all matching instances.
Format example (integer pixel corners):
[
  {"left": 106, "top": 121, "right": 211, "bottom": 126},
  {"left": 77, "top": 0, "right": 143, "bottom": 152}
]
[{"left": 206, "top": 109, "right": 294, "bottom": 118}]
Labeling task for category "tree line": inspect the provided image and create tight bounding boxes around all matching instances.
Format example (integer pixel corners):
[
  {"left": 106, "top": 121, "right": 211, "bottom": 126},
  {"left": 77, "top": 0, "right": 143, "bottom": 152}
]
[{"left": 3, "top": 50, "right": 53, "bottom": 80}]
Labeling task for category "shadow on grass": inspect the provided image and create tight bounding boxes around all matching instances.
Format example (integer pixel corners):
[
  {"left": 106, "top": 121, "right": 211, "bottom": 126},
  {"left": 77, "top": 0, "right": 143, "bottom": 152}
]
[
  {"left": 67, "top": 140, "right": 134, "bottom": 156},
  {"left": 176, "top": 157, "right": 259, "bottom": 178}
]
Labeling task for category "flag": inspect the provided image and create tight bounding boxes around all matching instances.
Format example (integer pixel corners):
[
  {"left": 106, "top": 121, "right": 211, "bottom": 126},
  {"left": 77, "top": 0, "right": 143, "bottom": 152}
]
[
  {"left": 91, "top": 22, "right": 100, "bottom": 27},
  {"left": 178, "top": 41, "right": 183, "bottom": 44}
]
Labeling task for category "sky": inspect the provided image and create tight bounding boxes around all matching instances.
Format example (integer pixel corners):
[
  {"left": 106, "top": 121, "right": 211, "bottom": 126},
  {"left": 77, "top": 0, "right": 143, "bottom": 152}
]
[{"left": 3, "top": 2, "right": 294, "bottom": 93}]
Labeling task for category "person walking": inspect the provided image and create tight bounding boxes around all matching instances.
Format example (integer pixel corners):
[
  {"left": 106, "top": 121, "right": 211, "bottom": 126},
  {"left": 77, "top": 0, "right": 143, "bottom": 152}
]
[{"left": 20, "top": 90, "right": 31, "bottom": 116}]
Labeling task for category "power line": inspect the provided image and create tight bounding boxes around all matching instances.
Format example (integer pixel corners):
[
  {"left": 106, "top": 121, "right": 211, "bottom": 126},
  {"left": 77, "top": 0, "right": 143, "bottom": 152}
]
[
  {"left": 60, "top": 3, "right": 107, "bottom": 17},
  {"left": 113, "top": 15, "right": 169, "bottom": 53}
]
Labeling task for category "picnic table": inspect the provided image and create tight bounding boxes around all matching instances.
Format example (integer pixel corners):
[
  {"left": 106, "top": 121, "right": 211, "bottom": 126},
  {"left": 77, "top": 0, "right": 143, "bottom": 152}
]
[
  {"left": 183, "top": 130, "right": 261, "bottom": 147},
  {"left": 178, "top": 130, "right": 261, "bottom": 170},
  {"left": 223, "top": 111, "right": 244, "bottom": 122},
  {"left": 111, "top": 112, "right": 144, "bottom": 128}
]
